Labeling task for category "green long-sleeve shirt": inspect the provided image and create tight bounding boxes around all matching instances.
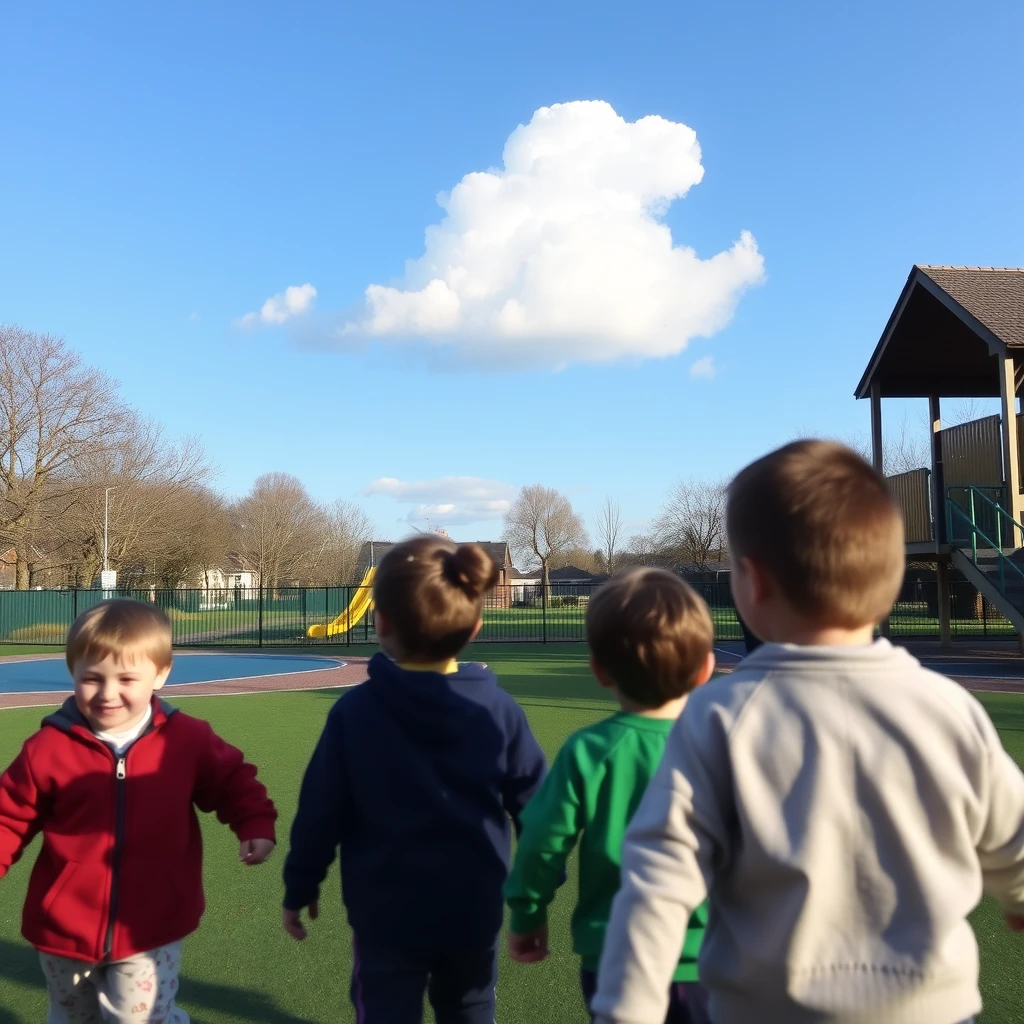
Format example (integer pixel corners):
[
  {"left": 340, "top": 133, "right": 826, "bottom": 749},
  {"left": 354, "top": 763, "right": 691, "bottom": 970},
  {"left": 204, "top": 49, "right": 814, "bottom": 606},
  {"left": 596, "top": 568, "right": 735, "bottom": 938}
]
[{"left": 505, "top": 712, "right": 707, "bottom": 980}]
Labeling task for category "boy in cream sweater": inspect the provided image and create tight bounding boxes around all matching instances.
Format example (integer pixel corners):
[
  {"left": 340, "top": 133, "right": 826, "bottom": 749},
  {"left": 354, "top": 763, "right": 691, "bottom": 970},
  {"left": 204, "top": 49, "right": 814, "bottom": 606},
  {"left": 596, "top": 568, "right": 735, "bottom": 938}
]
[{"left": 594, "top": 440, "right": 1024, "bottom": 1024}]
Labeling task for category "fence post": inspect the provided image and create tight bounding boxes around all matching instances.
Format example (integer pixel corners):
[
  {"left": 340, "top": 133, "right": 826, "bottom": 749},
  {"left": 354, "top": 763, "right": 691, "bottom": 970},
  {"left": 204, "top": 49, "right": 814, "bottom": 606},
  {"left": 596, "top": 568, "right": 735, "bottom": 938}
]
[
  {"left": 541, "top": 575, "right": 548, "bottom": 644},
  {"left": 73, "top": 588, "right": 78, "bottom": 623},
  {"left": 258, "top": 586, "right": 264, "bottom": 648}
]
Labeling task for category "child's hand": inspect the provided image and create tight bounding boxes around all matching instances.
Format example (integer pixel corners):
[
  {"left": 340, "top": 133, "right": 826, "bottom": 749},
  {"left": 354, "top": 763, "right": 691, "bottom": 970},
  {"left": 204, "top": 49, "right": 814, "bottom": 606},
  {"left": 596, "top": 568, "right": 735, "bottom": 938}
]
[
  {"left": 283, "top": 902, "right": 318, "bottom": 941},
  {"left": 1006, "top": 913, "right": 1024, "bottom": 932},
  {"left": 240, "top": 838, "right": 276, "bottom": 865},
  {"left": 507, "top": 925, "right": 549, "bottom": 963}
]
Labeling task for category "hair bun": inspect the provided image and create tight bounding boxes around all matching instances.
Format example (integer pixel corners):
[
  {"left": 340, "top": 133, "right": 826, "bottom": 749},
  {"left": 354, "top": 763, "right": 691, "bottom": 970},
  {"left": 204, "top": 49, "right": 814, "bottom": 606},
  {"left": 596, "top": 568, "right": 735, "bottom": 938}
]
[{"left": 444, "top": 544, "right": 499, "bottom": 599}]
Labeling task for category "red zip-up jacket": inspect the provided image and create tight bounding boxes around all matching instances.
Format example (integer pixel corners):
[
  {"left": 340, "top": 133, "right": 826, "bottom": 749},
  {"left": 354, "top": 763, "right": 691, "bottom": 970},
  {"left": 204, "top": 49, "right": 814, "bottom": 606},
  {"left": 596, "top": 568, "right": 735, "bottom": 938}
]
[{"left": 0, "top": 696, "right": 277, "bottom": 963}]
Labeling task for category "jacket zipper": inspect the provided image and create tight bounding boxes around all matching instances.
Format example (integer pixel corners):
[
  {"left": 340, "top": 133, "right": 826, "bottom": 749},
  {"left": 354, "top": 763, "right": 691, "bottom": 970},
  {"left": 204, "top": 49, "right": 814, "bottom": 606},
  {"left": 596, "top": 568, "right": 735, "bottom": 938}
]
[{"left": 103, "top": 753, "right": 128, "bottom": 957}]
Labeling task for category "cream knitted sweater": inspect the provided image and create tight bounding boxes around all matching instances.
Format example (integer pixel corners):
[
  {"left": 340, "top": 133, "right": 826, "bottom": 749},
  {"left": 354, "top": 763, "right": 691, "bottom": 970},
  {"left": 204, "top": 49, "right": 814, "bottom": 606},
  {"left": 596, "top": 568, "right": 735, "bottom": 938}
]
[{"left": 593, "top": 640, "right": 1024, "bottom": 1024}]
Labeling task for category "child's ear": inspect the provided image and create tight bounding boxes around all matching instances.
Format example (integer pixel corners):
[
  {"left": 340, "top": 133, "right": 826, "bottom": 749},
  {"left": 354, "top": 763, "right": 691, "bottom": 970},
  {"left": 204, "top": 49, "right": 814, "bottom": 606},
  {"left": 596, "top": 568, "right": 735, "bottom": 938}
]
[
  {"left": 152, "top": 664, "right": 172, "bottom": 692},
  {"left": 692, "top": 651, "right": 716, "bottom": 689},
  {"left": 741, "top": 556, "right": 773, "bottom": 605},
  {"left": 589, "top": 657, "right": 616, "bottom": 691}
]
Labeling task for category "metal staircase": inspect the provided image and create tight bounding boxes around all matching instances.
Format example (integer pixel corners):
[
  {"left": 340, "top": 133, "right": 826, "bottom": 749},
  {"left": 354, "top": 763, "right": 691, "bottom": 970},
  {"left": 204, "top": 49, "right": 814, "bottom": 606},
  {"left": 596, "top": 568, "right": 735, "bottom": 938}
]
[{"left": 946, "top": 486, "right": 1024, "bottom": 634}]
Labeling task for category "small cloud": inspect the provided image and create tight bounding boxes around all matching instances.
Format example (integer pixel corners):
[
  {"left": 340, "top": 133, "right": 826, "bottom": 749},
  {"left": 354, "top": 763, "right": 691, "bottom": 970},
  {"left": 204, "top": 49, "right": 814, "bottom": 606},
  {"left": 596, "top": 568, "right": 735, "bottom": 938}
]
[
  {"left": 237, "top": 283, "right": 317, "bottom": 328},
  {"left": 689, "top": 355, "right": 717, "bottom": 380},
  {"left": 366, "top": 476, "right": 514, "bottom": 528},
  {"left": 322, "top": 100, "right": 763, "bottom": 370}
]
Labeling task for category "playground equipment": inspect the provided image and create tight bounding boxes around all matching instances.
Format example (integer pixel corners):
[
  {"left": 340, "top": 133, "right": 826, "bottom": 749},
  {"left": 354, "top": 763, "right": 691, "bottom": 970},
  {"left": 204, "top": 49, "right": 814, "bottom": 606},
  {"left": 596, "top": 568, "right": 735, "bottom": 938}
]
[{"left": 306, "top": 566, "right": 377, "bottom": 638}]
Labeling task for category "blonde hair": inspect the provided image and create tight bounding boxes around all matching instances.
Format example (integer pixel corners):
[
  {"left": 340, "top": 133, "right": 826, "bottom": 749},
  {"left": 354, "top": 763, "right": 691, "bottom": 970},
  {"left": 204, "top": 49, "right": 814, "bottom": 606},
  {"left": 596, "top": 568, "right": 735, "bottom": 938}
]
[
  {"left": 726, "top": 439, "right": 905, "bottom": 628},
  {"left": 373, "top": 536, "right": 499, "bottom": 660},
  {"left": 66, "top": 600, "right": 173, "bottom": 672},
  {"left": 586, "top": 567, "right": 714, "bottom": 707}
]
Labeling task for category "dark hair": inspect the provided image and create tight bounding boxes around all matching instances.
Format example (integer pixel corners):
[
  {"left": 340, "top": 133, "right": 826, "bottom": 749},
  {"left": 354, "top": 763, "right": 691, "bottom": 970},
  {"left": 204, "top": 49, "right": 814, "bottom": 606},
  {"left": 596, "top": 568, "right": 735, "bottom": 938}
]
[
  {"left": 66, "top": 599, "right": 173, "bottom": 671},
  {"left": 586, "top": 567, "right": 714, "bottom": 708},
  {"left": 726, "top": 439, "right": 905, "bottom": 628},
  {"left": 373, "top": 536, "right": 499, "bottom": 660}
]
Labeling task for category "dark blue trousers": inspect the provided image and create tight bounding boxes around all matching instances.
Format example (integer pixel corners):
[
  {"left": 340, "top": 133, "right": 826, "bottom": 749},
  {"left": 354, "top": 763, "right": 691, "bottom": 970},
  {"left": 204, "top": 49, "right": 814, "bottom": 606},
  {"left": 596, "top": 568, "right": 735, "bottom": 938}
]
[{"left": 350, "top": 937, "right": 497, "bottom": 1023}]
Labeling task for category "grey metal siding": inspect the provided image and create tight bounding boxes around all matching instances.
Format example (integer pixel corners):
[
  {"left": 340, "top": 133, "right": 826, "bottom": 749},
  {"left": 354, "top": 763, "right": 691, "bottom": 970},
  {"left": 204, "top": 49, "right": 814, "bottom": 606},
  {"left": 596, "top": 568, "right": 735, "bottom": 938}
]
[{"left": 887, "top": 468, "right": 932, "bottom": 543}]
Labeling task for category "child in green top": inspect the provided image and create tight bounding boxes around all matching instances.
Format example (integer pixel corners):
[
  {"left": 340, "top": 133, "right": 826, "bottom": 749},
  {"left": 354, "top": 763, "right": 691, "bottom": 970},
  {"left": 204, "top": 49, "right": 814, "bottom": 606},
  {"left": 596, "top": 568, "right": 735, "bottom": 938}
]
[{"left": 505, "top": 567, "right": 716, "bottom": 1023}]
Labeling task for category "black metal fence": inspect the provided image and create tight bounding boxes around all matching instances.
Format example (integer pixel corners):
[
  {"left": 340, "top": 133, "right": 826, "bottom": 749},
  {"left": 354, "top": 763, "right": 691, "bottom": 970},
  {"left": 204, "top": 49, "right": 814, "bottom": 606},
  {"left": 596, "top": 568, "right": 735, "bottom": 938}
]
[{"left": 0, "top": 578, "right": 1014, "bottom": 648}]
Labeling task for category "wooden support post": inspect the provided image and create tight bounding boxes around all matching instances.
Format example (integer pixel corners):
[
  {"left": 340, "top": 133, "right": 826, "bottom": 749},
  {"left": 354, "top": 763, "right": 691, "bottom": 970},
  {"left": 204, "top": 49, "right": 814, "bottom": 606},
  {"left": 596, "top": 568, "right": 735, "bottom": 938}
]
[
  {"left": 936, "top": 558, "right": 952, "bottom": 649},
  {"left": 929, "top": 395, "right": 945, "bottom": 544},
  {"left": 870, "top": 380, "right": 883, "bottom": 473},
  {"left": 999, "top": 354, "right": 1023, "bottom": 535}
]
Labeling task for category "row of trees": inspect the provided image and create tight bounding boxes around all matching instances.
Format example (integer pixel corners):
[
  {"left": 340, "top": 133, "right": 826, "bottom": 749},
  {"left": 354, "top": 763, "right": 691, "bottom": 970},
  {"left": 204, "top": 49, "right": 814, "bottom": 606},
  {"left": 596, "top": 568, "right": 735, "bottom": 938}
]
[
  {"left": 502, "top": 479, "right": 728, "bottom": 588},
  {"left": 5, "top": 322, "right": 960, "bottom": 591},
  {"left": 501, "top": 405, "right": 976, "bottom": 581},
  {"left": 0, "top": 326, "right": 374, "bottom": 589}
]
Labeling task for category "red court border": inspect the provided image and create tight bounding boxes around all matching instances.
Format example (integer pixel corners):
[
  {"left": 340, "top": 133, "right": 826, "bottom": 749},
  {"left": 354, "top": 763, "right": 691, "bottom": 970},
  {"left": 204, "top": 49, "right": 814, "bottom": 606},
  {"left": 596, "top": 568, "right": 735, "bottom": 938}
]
[{"left": 1, "top": 642, "right": 1023, "bottom": 711}]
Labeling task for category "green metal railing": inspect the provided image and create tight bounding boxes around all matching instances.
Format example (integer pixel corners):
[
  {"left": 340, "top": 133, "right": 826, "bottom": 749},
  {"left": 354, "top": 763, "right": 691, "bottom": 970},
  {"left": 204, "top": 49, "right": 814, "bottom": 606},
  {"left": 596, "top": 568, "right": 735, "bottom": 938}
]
[
  {"left": 0, "top": 577, "right": 1015, "bottom": 646},
  {"left": 947, "top": 485, "right": 1024, "bottom": 599}
]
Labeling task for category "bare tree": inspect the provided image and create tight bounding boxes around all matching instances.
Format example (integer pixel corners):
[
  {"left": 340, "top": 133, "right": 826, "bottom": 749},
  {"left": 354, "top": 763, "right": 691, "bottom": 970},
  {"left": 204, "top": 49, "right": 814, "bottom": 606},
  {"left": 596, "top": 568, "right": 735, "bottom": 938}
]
[
  {"left": 503, "top": 484, "right": 589, "bottom": 592},
  {"left": 594, "top": 497, "right": 622, "bottom": 575},
  {"left": 624, "top": 532, "right": 657, "bottom": 566},
  {"left": 233, "top": 473, "right": 323, "bottom": 588},
  {"left": 148, "top": 486, "right": 234, "bottom": 588},
  {"left": 0, "top": 326, "right": 129, "bottom": 587},
  {"left": 550, "top": 546, "right": 599, "bottom": 574},
  {"left": 655, "top": 479, "right": 727, "bottom": 570},
  {"left": 307, "top": 500, "right": 374, "bottom": 585}
]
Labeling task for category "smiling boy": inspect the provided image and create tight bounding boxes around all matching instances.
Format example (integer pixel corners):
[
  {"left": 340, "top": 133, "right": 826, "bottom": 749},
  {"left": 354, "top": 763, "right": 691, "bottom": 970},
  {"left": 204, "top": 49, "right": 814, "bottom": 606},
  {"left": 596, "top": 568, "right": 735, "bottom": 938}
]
[{"left": 0, "top": 599, "right": 277, "bottom": 1024}]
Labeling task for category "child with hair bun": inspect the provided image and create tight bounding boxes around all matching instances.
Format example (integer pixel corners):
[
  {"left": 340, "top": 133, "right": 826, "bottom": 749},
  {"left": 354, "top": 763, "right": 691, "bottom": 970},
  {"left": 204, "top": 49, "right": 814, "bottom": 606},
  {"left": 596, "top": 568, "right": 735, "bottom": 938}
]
[{"left": 283, "top": 536, "right": 546, "bottom": 1023}]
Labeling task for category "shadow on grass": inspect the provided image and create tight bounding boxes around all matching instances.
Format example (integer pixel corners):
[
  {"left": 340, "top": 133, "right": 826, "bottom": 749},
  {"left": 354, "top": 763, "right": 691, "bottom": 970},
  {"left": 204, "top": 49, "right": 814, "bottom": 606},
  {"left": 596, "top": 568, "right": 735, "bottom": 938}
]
[{"left": 0, "top": 938, "right": 315, "bottom": 1024}]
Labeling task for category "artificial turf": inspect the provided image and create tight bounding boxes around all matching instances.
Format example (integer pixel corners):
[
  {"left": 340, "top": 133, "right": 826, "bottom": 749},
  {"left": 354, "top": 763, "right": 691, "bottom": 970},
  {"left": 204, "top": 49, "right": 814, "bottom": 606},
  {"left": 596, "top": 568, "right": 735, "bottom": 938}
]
[{"left": 0, "top": 646, "right": 1022, "bottom": 1022}]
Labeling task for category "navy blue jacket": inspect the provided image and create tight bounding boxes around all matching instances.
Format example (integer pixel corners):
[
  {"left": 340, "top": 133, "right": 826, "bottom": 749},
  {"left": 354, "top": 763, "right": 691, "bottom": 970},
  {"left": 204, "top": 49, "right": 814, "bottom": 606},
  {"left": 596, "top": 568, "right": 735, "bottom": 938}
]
[{"left": 283, "top": 653, "right": 546, "bottom": 948}]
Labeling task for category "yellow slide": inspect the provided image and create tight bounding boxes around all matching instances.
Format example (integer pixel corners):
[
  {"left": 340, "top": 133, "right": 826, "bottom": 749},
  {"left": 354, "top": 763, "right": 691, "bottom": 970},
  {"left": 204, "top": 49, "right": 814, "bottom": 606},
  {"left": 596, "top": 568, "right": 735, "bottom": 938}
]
[{"left": 306, "top": 566, "right": 377, "bottom": 638}]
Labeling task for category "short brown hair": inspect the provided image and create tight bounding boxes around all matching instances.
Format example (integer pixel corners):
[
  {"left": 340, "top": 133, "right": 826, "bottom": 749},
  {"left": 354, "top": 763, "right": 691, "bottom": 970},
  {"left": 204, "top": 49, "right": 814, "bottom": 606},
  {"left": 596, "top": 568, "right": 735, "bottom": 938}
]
[
  {"left": 586, "top": 568, "right": 714, "bottom": 708},
  {"left": 373, "top": 536, "right": 499, "bottom": 660},
  {"left": 66, "top": 599, "right": 173, "bottom": 672},
  {"left": 727, "top": 439, "right": 904, "bottom": 628}
]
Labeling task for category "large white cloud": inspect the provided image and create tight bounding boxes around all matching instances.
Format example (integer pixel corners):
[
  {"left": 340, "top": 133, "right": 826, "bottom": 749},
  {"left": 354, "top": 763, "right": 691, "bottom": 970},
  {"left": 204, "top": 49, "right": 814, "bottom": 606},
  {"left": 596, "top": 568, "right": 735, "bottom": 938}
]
[
  {"left": 238, "top": 283, "right": 317, "bottom": 328},
  {"left": 366, "top": 476, "right": 513, "bottom": 527},
  {"left": 337, "top": 101, "right": 764, "bottom": 369}
]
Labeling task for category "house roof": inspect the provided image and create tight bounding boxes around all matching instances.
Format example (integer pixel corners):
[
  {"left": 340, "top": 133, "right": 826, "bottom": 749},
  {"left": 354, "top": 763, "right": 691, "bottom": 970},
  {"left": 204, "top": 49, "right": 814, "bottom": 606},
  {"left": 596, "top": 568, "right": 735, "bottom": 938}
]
[
  {"left": 548, "top": 566, "right": 603, "bottom": 582},
  {"left": 855, "top": 265, "right": 1024, "bottom": 400},
  {"left": 918, "top": 266, "right": 1024, "bottom": 348}
]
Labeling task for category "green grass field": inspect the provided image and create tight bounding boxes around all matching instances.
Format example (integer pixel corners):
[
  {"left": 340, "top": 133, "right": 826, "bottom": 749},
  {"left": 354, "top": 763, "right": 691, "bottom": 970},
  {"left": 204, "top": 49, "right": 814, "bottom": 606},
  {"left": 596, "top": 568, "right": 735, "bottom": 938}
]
[{"left": 1, "top": 645, "right": 1023, "bottom": 1022}]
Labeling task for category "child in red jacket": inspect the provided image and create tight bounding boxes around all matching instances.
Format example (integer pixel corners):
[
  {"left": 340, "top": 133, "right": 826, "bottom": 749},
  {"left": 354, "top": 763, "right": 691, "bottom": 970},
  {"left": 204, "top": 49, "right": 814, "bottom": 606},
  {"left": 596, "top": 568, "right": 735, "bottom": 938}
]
[{"left": 0, "top": 599, "right": 277, "bottom": 1023}]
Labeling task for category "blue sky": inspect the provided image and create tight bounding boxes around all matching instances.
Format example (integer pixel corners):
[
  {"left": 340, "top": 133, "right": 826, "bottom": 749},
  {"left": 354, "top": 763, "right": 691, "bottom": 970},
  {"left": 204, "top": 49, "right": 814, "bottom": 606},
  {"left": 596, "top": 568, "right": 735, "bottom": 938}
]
[{"left": 2, "top": 0, "right": 1022, "bottom": 545}]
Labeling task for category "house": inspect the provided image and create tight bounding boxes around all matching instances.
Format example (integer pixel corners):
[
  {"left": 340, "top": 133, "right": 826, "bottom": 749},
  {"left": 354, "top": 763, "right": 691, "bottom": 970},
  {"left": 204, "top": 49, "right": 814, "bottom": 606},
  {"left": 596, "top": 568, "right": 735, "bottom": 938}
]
[
  {"left": 509, "top": 565, "right": 541, "bottom": 604},
  {"left": 197, "top": 555, "right": 260, "bottom": 592},
  {"left": 508, "top": 565, "right": 610, "bottom": 604}
]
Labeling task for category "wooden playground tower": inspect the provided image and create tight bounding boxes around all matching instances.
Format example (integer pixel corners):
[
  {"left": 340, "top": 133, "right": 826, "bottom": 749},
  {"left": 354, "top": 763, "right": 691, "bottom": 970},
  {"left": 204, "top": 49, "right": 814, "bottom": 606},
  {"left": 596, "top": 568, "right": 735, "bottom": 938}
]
[{"left": 855, "top": 265, "right": 1024, "bottom": 646}]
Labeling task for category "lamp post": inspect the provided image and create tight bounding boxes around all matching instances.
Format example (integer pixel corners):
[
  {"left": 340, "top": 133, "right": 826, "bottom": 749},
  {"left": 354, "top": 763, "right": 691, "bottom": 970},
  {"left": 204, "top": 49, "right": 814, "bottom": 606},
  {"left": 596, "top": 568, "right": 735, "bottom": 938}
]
[{"left": 103, "top": 487, "right": 116, "bottom": 578}]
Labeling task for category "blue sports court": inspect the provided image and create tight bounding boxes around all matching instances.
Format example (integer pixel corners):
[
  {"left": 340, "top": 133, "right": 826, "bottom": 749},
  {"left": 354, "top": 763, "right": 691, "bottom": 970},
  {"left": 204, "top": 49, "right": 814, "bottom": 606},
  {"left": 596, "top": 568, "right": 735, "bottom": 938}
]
[{"left": 0, "top": 653, "right": 345, "bottom": 694}]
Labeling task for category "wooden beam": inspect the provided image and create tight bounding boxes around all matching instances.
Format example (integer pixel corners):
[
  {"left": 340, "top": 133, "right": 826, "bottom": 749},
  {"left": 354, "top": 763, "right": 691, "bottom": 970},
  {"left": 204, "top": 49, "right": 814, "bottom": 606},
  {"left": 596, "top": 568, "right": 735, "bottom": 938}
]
[
  {"left": 929, "top": 395, "right": 945, "bottom": 544},
  {"left": 999, "top": 355, "right": 1023, "bottom": 533},
  {"left": 870, "top": 380, "right": 883, "bottom": 473}
]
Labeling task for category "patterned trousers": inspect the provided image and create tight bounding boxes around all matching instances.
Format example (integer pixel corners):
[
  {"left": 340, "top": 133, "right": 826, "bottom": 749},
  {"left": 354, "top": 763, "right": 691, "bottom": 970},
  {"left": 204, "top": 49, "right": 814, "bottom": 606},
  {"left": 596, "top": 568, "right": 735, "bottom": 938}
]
[{"left": 38, "top": 942, "right": 189, "bottom": 1024}]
